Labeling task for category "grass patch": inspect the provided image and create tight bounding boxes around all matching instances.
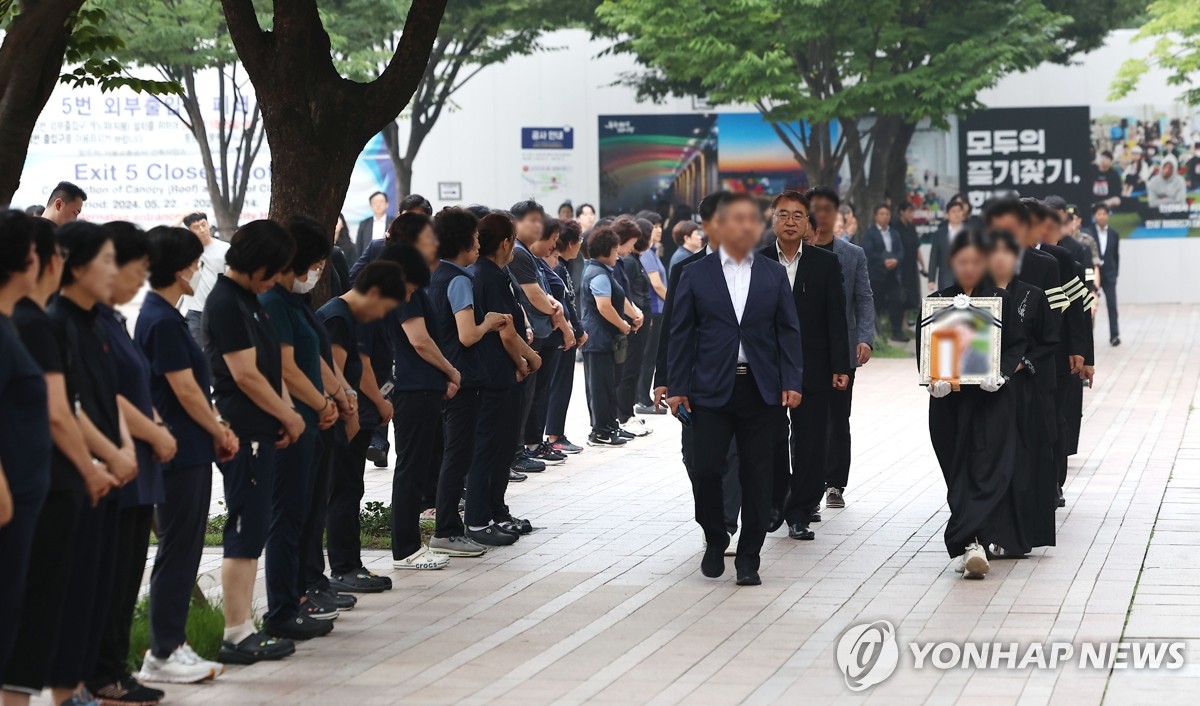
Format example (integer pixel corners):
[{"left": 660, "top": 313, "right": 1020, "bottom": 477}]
[
  {"left": 127, "top": 593, "right": 225, "bottom": 673},
  {"left": 199, "top": 500, "right": 433, "bottom": 550}
]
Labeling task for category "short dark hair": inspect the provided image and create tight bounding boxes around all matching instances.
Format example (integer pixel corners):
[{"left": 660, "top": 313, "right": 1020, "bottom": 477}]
[
  {"left": 1043, "top": 195, "right": 1068, "bottom": 213},
  {"left": 586, "top": 225, "right": 619, "bottom": 259},
  {"left": 182, "top": 212, "right": 208, "bottom": 227},
  {"left": 770, "top": 191, "right": 809, "bottom": 210},
  {"left": 635, "top": 209, "right": 662, "bottom": 226},
  {"left": 716, "top": 192, "right": 758, "bottom": 215},
  {"left": 0, "top": 210, "right": 35, "bottom": 288},
  {"left": 672, "top": 220, "right": 699, "bottom": 246},
  {"left": 950, "top": 225, "right": 990, "bottom": 259},
  {"left": 575, "top": 203, "right": 596, "bottom": 217},
  {"left": 1091, "top": 202, "right": 1110, "bottom": 215},
  {"left": 352, "top": 260, "right": 408, "bottom": 300},
  {"left": 434, "top": 207, "right": 479, "bottom": 260},
  {"left": 988, "top": 228, "right": 1020, "bottom": 255},
  {"left": 105, "top": 222, "right": 150, "bottom": 266},
  {"left": 805, "top": 185, "right": 840, "bottom": 209},
  {"left": 386, "top": 211, "right": 433, "bottom": 246},
  {"left": 369, "top": 190, "right": 388, "bottom": 203},
  {"left": 225, "top": 219, "right": 296, "bottom": 277},
  {"left": 400, "top": 193, "right": 432, "bottom": 215},
  {"left": 58, "top": 221, "right": 113, "bottom": 287},
  {"left": 1100, "top": 150, "right": 1114, "bottom": 160},
  {"left": 611, "top": 216, "right": 641, "bottom": 245},
  {"left": 896, "top": 201, "right": 914, "bottom": 214},
  {"left": 378, "top": 243, "right": 430, "bottom": 288},
  {"left": 25, "top": 205, "right": 45, "bottom": 218},
  {"left": 29, "top": 215, "right": 56, "bottom": 277},
  {"left": 477, "top": 213, "right": 515, "bottom": 257},
  {"left": 1020, "top": 197, "right": 1053, "bottom": 224},
  {"left": 983, "top": 197, "right": 1031, "bottom": 226},
  {"left": 557, "top": 219, "right": 582, "bottom": 251},
  {"left": 542, "top": 217, "right": 562, "bottom": 242},
  {"left": 285, "top": 217, "right": 334, "bottom": 274},
  {"left": 466, "top": 204, "right": 492, "bottom": 220},
  {"left": 633, "top": 218, "right": 653, "bottom": 252},
  {"left": 146, "top": 226, "right": 204, "bottom": 289},
  {"left": 510, "top": 200, "right": 545, "bottom": 220},
  {"left": 697, "top": 191, "right": 729, "bottom": 223},
  {"left": 874, "top": 203, "right": 891, "bottom": 215},
  {"left": 47, "top": 181, "right": 87, "bottom": 207}
]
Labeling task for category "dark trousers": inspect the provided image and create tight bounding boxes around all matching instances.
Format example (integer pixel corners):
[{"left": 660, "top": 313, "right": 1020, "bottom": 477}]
[
  {"left": 465, "top": 387, "right": 521, "bottom": 527},
  {"left": 524, "top": 340, "right": 562, "bottom": 445},
  {"left": 47, "top": 495, "right": 120, "bottom": 688},
  {"left": 681, "top": 422, "right": 741, "bottom": 534},
  {"left": 303, "top": 434, "right": 336, "bottom": 592},
  {"left": 583, "top": 350, "right": 618, "bottom": 434},
  {"left": 544, "top": 345, "right": 576, "bottom": 439},
  {"left": 1102, "top": 275, "right": 1119, "bottom": 340},
  {"left": 419, "top": 420, "right": 443, "bottom": 511},
  {"left": 636, "top": 313, "right": 662, "bottom": 406},
  {"left": 265, "top": 432, "right": 318, "bottom": 624},
  {"left": 391, "top": 390, "right": 445, "bottom": 559},
  {"left": 873, "top": 277, "right": 905, "bottom": 336},
  {"left": 328, "top": 427, "right": 371, "bottom": 575},
  {"left": 515, "top": 339, "right": 545, "bottom": 453},
  {"left": 93, "top": 505, "right": 154, "bottom": 683},
  {"left": 0, "top": 487, "right": 47, "bottom": 685},
  {"left": 149, "top": 465, "right": 212, "bottom": 659},
  {"left": 774, "top": 391, "right": 832, "bottom": 524},
  {"left": 616, "top": 323, "right": 649, "bottom": 421},
  {"left": 436, "top": 388, "right": 482, "bottom": 538},
  {"left": 690, "top": 372, "right": 782, "bottom": 573},
  {"left": 826, "top": 370, "right": 856, "bottom": 490},
  {"left": 369, "top": 423, "right": 390, "bottom": 454}
]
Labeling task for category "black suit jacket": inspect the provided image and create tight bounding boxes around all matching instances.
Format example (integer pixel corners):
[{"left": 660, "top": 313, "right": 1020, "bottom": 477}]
[
  {"left": 1084, "top": 226, "right": 1120, "bottom": 280},
  {"left": 1040, "top": 242, "right": 1094, "bottom": 367},
  {"left": 759, "top": 242, "right": 850, "bottom": 391},
  {"left": 654, "top": 248, "right": 707, "bottom": 390},
  {"left": 356, "top": 215, "right": 394, "bottom": 256},
  {"left": 862, "top": 225, "right": 904, "bottom": 285}
]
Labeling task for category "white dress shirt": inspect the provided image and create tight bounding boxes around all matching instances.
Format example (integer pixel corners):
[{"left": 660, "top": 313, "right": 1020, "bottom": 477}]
[
  {"left": 371, "top": 215, "right": 387, "bottom": 241},
  {"left": 776, "top": 242, "right": 802, "bottom": 287},
  {"left": 1096, "top": 226, "right": 1108, "bottom": 260},
  {"left": 719, "top": 247, "right": 753, "bottom": 364}
]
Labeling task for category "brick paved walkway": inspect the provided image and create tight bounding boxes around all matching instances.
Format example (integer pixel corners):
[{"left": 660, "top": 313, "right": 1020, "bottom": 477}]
[{"left": 62, "top": 304, "right": 1200, "bottom": 705}]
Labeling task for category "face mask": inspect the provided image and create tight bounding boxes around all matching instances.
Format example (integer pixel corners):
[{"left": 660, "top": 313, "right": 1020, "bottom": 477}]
[
  {"left": 292, "top": 267, "right": 321, "bottom": 294},
  {"left": 185, "top": 265, "right": 203, "bottom": 294}
]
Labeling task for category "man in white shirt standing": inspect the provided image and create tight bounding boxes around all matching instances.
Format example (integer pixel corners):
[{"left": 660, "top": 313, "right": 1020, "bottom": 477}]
[
  {"left": 178, "top": 212, "right": 229, "bottom": 342},
  {"left": 355, "top": 191, "right": 393, "bottom": 256}
]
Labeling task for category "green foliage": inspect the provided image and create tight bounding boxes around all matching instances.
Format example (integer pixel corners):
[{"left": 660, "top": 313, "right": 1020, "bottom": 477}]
[
  {"left": 126, "top": 592, "right": 226, "bottom": 672},
  {"left": 92, "top": 0, "right": 239, "bottom": 78},
  {"left": 63, "top": 6, "right": 179, "bottom": 94},
  {"left": 1111, "top": 0, "right": 1200, "bottom": 104}
]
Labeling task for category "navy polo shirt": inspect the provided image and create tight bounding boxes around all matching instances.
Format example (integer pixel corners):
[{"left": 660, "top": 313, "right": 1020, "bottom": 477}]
[
  {"left": 13, "top": 298, "right": 79, "bottom": 494},
  {"left": 261, "top": 285, "right": 326, "bottom": 431},
  {"left": 356, "top": 318, "right": 390, "bottom": 427},
  {"left": 98, "top": 305, "right": 164, "bottom": 508},
  {"left": 390, "top": 288, "right": 446, "bottom": 393},
  {"left": 134, "top": 291, "right": 215, "bottom": 471},
  {"left": 471, "top": 258, "right": 522, "bottom": 390},
  {"left": 0, "top": 313, "right": 51, "bottom": 500},
  {"left": 202, "top": 275, "right": 283, "bottom": 439},
  {"left": 317, "top": 297, "right": 362, "bottom": 390}
]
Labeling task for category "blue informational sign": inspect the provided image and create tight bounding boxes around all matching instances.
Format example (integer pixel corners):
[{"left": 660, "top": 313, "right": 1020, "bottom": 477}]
[{"left": 522, "top": 127, "right": 574, "bottom": 150}]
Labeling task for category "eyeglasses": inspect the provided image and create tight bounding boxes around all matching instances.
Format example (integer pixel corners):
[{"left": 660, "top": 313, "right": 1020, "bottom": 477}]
[{"left": 773, "top": 211, "right": 808, "bottom": 224}]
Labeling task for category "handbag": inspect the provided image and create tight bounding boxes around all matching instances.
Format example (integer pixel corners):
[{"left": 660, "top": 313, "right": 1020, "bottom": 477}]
[{"left": 611, "top": 332, "right": 629, "bottom": 365}]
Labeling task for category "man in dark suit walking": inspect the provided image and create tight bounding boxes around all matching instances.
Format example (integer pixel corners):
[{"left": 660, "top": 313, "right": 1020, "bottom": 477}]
[
  {"left": 927, "top": 196, "right": 968, "bottom": 292},
  {"left": 862, "top": 204, "right": 908, "bottom": 342},
  {"left": 1085, "top": 202, "right": 1121, "bottom": 346},
  {"left": 355, "top": 190, "right": 394, "bottom": 256},
  {"left": 760, "top": 192, "right": 849, "bottom": 541},
  {"left": 667, "top": 192, "right": 803, "bottom": 586}
]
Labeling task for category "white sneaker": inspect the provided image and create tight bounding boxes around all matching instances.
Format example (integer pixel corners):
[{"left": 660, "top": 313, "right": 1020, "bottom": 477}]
[
  {"left": 961, "top": 541, "right": 990, "bottom": 579},
  {"left": 724, "top": 530, "right": 738, "bottom": 557},
  {"left": 138, "top": 644, "right": 220, "bottom": 684},
  {"left": 178, "top": 643, "right": 224, "bottom": 679},
  {"left": 620, "top": 419, "right": 652, "bottom": 437},
  {"left": 393, "top": 546, "right": 451, "bottom": 570}
]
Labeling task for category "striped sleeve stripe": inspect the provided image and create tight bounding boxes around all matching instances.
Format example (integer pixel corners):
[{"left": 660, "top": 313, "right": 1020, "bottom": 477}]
[
  {"left": 1063, "top": 278, "right": 1087, "bottom": 301},
  {"left": 1083, "top": 293, "right": 1097, "bottom": 311}
]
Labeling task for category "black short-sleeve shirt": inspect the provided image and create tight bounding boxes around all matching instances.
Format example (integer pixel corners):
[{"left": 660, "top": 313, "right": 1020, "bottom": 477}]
[
  {"left": 390, "top": 289, "right": 446, "bottom": 393},
  {"left": 13, "top": 298, "right": 79, "bottom": 494},
  {"left": 134, "top": 291, "right": 215, "bottom": 471},
  {"left": 317, "top": 296, "right": 362, "bottom": 391},
  {"left": 201, "top": 275, "right": 283, "bottom": 439},
  {"left": 0, "top": 313, "right": 51, "bottom": 500}
]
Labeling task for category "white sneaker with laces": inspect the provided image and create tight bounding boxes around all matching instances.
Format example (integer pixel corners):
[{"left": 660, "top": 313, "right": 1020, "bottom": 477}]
[
  {"left": 393, "top": 546, "right": 451, "bottom": 570},
  {"left": 138, "top": 644, "right": 218, "bottom": 684},
  {"left": 622, "top": 418, "right": 653, "bottom": 436},
  {"left": 961, "top": 541, "right": 990, "bottom": 579},
  {"left": 178, "top": 643, "right": 225, "bottom": 679},
  {"left": 724, "top": 530, "right": 738, "bottom": 557}
]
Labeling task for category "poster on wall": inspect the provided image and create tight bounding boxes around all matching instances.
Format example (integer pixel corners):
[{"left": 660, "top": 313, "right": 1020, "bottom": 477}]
[
  {"left": 14, "top": 78, "right": 395, "bottom": 230},
  {"left": 519, "top": 126, "right": 576, "bottom": 201},
  {"left": 957, "top": 106, "right": 1092, "bottom": 213},
  {"left": 598, "top": 114, "right": 718, "bottom": 214}
]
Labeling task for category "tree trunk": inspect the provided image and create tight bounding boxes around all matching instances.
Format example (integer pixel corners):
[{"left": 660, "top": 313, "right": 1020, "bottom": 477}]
[
  {"left": 844, "top": 116, "right": 917, "bottom": 219},
  {"left": 0, "top": 0, "right": 85, "bottom": 204}
]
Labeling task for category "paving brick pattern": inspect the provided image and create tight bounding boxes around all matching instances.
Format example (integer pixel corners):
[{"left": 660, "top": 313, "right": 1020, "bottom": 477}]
[{"left": 44, "top": 304, "right": 1200, "bottom": 705}]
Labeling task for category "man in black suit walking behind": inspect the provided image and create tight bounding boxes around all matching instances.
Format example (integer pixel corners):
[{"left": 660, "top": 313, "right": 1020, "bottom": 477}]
[
  {"left": 1085, "top": 202, "right": 1121, "bottom": 346},
  {"left": 862, "top": 204, "right": 909, "bottom": 342},
  {"left": 760, "top": 191, "right": 850, "bottom": 541},
  {"left": 667, "top": 192, "right": 804, "bottom": 586}
]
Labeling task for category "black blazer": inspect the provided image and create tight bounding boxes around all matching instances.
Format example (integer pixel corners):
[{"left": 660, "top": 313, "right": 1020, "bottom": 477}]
[
  {"left": 862, "top": 225, "right": 905, "bottom": 285},
  {"left": 927, "top": 222, "right": 957, "bottom": 290},
  {"left": 1084, "top": 226, "right": 1120, "bottom": 279},
  {"left": 667, "top": 252, "right": 804, "bottom": 407},
  {"left": 759, "top": 242, "right": 850, "bottom": 391},
  {"left": 1005, "top": 279, "right": 1060, "bottom": 393},
  {"left": 355, "top": 215, "right": 394, "bottom": 256},
  {"left": 1039, "top": 242, "right": 1094, "bottom": 366}
]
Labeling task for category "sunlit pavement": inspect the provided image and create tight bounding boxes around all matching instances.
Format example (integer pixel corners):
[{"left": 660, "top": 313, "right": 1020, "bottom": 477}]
[{"left": 53, "top": 304, "right": 1200, "bottom": 705}]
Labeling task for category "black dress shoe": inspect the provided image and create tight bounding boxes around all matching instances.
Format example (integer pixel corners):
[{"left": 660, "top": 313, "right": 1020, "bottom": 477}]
[
  {"left": 788, "top": 523, "right": 815, "bottom": 540},
  {"left": 701, "top": 542, "right": 726, "bottom": 578},
  {"left": 735, "top": 569, "right": 761, "bottom": 586},
  {"left": 810, "top": 510, "right": 822, "bottom": 523},
  {"left": 1056, "top": 487, "right": 1066, "bottom": 508},
  {"left": 767, "top": 508, "right": 784, "bottom": 533},
  {"left": 1111, "top": 336, "right": 1121, "bottom": 347}
]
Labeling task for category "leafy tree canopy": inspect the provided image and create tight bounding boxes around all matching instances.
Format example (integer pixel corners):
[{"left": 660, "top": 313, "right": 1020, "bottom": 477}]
[{"left": 1111, "top": 0, "right": 1200, "bottom": 104}]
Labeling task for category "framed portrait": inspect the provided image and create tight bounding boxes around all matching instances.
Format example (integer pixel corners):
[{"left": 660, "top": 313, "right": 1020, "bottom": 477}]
[{"left": 918, "top": 295, "right": 1003, "bottom": 386}]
